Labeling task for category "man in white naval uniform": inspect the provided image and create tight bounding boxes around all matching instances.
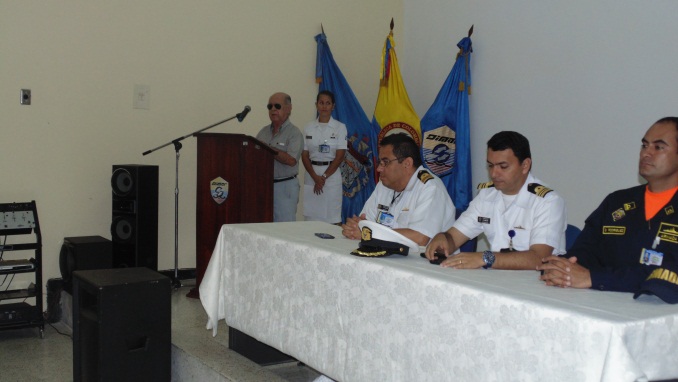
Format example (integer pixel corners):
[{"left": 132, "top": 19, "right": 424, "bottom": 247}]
[
  {"left": 341, "top": 133, "right": 456, "bottom": 246},
  {"left": 425, "top": 131, "right": 567, "bottom": 270}
]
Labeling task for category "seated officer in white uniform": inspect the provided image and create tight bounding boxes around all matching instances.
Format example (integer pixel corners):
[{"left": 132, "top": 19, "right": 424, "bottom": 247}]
[
  {"left": 425, "top": 131, "right": 567, "bottom": 269},
  {"left": 341, "top": 133, "right": 456, "bottom": 246}
]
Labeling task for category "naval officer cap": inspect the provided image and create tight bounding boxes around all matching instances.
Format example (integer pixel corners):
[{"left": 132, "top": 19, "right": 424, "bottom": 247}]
[
  {"left": 634, "top": 263, "right": 678, "bottom": 304},
  {"left": 350, "top": 220, "right": 419, "bottom": 257}
]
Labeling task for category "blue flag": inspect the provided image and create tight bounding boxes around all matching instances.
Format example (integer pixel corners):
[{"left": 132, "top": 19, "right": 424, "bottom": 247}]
[
  {"left": 420, "top": 33, "right": 473, "bottom": 212},
  {"left": 315, "top": 32, "right": 377, "bottom": 222}
]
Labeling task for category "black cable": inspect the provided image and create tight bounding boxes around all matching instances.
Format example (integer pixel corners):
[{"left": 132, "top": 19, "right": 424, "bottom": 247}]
[
  {"left": 0, "top": 235, "right": 6, "bottom": 260},
  {"left": 46, "top": 321, "right": 72, "bottom": 339},
  {"left": 3, "top": 273, "right": 15, "bottom": 290}
]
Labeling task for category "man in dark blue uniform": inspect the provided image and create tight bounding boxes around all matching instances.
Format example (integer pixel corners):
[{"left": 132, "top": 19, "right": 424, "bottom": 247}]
[{"left": 539, "top": 117, "right": 678, "bottom": 293}]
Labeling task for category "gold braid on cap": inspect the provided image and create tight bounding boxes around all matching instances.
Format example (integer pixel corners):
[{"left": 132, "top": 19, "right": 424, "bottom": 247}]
[{"left": 352, "top": 249, "right": 387, "bottom": 257}]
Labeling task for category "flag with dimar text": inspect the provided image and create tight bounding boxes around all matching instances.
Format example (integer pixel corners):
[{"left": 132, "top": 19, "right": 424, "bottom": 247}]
[{"left": 420, "top": 29, "right": 473, "bottom": 212}]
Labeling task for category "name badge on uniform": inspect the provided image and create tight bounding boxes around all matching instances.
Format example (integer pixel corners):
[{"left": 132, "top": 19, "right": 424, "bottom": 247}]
[
  {"left": 478, "top": 217, "right": 490, "bottom": 224},
  {"left": 377, "top": 211, "right": 395, "bottom": 228},
  {"left": 320, "top": 141, "right": 330, "bottom": 153},
  {"left": 640, "top": 248, "right": 664, "bottom": 266}
]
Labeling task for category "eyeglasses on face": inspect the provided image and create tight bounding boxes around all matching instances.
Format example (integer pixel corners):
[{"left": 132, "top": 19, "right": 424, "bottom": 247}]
[
  {"left": 377, "top": 157, "right": 403, "bottom": 167},
  {"left": 267, "top": 103, "right": 282, "bottom": 110}
]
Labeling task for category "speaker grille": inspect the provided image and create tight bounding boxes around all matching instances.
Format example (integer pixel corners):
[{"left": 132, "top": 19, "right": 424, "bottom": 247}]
[
  {"left": 111, "top": 168, "right": 134, "bottom": 197},
  {"left": 111, "top": 216, "right": 135, "bottom": 243}
]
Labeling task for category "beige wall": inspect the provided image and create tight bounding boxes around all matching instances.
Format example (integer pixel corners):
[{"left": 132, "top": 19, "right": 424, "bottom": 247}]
[
  {"left": 402, "top": 0, "right": 678, "bottom": 229},
  {"left": 1, "top": 1, "right": 402, "bottom": 288}
]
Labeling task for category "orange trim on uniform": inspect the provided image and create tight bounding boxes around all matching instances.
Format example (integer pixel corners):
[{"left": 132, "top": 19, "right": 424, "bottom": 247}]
[{"left": 645, "top": 185, "right": 678, "bottom": 220}]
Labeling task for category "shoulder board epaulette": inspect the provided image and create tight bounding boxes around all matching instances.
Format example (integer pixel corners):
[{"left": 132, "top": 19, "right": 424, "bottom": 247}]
[
  {"left": 477, "top": 182, "right": 495, "bottom": 190},
  {"left": 418, "top": 170, "right": 434, "bottom": 184},
  {"left": 528, "top": 183, "right": 553, "bottom": 198}
]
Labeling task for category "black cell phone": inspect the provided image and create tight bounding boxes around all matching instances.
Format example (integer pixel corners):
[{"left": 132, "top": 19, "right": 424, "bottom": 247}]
[
  {"left": 420, "top": 252, "right": 446, "bottom": 265},
  {"left": 315, "top": 233, "right": 335, "bottom": 239}
]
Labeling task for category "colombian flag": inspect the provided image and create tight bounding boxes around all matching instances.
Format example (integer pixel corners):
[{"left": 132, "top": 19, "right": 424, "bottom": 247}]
[{"left": 372, "top": 21, "right": 421, "bottom": 146}]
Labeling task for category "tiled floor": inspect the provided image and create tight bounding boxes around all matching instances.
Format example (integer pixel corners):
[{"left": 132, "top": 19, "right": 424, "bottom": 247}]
[{"left": 0, "top": 279, "right": 323, "bottom": 382}]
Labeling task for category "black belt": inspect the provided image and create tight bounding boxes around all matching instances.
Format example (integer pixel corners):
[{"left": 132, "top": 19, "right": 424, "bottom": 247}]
[
  {"left": 311, "top": 161, "right": 331, "bottom": 166},
  {"left": 273, "top": 175, "right": 297, "bottom": 183}
]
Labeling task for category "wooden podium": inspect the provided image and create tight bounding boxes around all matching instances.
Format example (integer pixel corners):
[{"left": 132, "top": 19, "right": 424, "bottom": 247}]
[{"left": 188, "top": 133, "right": 275, "bottom": 298}]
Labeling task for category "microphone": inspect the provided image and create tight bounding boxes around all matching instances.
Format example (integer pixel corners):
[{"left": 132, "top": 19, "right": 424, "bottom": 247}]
[{"left": 237, "top": 105, "right": 251, "bottom": 122}]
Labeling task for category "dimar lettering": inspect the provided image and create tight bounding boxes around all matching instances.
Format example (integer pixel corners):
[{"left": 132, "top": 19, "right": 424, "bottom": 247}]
[
  {"left": 602, "top": 226, "right": 626, "bottom": 235},
  {"left": 211, "top": 181, "right": 227, "bottom": 186},
  {"left": 425, "top": 133, "right": 457, "bottom": 144},
  {"left": 647, "top": 268, "right": 678, "bottom": 285}
]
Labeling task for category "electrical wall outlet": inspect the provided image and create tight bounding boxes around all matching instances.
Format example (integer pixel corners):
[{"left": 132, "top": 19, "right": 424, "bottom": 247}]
[{"left": 20, "top": 89, "right": 31, "bottom": 105}]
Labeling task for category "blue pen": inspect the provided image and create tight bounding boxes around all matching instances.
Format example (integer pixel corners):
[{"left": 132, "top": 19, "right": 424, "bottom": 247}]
[{"left": 508, "top": 229, "right": 516, "bottom": 251}]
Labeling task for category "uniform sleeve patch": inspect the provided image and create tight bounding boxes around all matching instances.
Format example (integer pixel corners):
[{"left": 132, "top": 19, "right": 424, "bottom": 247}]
[
  {"left": 603, "top": 226, "right": 626, "bottom": 235},
  {"left": 418, "top": 170, "right": 434, "bottom": 184},
  {"left": 477, "top": 182, "right": 495, "bottom": 189},
  {"left": 528, "top": 183, "right": 553, "bottom": 197}
]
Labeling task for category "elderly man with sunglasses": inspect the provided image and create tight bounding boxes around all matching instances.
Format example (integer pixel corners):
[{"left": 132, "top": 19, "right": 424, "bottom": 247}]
[
  {"left": 256, "top": 92, "right": 304, "bottom": 222},
  {"left": 341, "top": 133, "right": 456, "bottom": 246}
]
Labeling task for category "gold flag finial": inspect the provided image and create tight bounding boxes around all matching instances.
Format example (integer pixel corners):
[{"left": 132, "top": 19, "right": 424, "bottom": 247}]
[
  {"left": 390, "top": 18, "right": 394, "bottom": 31},
  {"left": 468, "top": 25, "right": 474, "bottom": 37}
]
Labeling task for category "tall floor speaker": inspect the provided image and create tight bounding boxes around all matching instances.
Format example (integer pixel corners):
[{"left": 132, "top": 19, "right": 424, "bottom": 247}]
[
  {"left": 72, "top": 268, "right": 171, "bottom": 382},
  {"left": 111, "top": 164, "right": 158, "bottom": 270}
]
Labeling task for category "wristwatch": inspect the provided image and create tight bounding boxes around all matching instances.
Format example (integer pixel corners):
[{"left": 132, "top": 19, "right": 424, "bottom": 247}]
[
  {"left": 321, "top": 173, "right": 327, "bottom": 179},
  {"left": 482, "top": 250, "right": 495, "bottom": 269}
]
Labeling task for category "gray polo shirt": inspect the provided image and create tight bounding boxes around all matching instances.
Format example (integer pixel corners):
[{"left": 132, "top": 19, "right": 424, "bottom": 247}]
[{"left": 256, "top": 119, "right": 303, "bottom": 179}]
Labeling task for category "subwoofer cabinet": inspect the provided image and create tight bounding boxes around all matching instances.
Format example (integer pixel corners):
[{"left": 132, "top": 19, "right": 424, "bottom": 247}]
[
  {"left": 111, "top": 165, "right": 158, "bottom": 270},
  {"left": 72, "top": 267, "right": 170, "bottom": 382},
  {"left": 59, "top": 236, "right": 112, "bottom": 293}
]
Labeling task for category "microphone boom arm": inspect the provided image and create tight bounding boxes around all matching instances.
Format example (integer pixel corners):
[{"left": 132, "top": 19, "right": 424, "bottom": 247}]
[
  {"left": 140, "top": 105, "right": 249, "bottom": 290},
  {"left": 142, "top": 109, "right": 246, "bottom": 156}
]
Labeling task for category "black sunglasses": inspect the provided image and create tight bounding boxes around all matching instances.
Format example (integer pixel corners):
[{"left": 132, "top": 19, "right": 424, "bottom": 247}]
[{"left": 267, "top": 103, "right": 282, "bottom": 110}]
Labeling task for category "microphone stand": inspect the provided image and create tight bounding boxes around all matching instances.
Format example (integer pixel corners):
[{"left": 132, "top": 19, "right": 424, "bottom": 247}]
[{"left": 142, "top": 107, "right": 250, "bottom": 290}]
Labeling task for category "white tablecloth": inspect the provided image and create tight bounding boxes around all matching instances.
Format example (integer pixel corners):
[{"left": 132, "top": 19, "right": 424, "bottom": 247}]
[{"left": 199, "top": 221, "right": 678, "bottom": 382}]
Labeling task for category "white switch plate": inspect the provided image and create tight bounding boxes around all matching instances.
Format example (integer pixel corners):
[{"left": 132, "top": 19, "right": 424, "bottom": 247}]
[{"left": 133, "top": 84, "right": 150, "bottom": 110}]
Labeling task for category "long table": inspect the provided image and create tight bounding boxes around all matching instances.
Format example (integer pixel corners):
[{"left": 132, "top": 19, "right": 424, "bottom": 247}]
[{"left": 199, "top": 221, "right": 678, "bottom": 382}]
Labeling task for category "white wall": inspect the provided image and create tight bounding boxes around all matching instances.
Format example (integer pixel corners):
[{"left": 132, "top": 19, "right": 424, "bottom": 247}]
[
  {"left": 1, "top": 1, "right": 402, "bottom": 289},
  {"left": 402, "top": 0, "right": 678, "bottom": 229}
]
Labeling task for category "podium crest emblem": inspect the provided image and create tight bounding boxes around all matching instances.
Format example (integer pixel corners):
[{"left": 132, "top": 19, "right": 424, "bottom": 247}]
[{"left": 210, "top": 177, "right": 228, "bottom": 204}]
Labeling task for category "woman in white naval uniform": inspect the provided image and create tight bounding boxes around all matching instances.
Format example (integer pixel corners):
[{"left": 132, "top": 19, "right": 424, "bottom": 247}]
[{"left": 301, "top": 91, "right": 347, "bottom": 224}]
